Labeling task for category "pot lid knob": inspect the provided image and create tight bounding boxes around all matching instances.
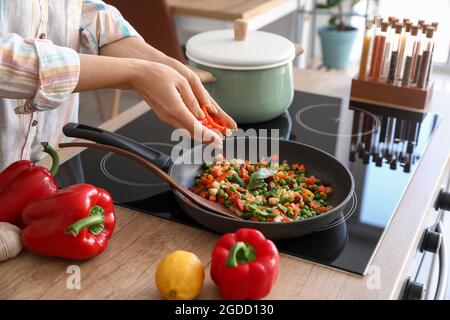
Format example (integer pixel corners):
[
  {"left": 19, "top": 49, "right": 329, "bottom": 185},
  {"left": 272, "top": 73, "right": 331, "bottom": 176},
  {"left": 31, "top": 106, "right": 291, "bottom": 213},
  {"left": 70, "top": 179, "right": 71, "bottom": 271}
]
[{"left": 234, "top": 19, "right": 248, "bottom": 41}]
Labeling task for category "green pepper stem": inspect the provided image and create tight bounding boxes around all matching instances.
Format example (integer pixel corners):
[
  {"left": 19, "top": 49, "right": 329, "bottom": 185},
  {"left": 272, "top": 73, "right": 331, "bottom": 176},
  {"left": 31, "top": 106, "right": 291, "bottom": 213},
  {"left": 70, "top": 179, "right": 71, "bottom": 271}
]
[
  {"left": 66, "top": 206, "right": 105, "bottom": 237},
  {"left": 226, "top": 241, "right": 256, "bottom": 268},
  {"left": 41, "top": 142, "right": 60, "bottom": 176}
]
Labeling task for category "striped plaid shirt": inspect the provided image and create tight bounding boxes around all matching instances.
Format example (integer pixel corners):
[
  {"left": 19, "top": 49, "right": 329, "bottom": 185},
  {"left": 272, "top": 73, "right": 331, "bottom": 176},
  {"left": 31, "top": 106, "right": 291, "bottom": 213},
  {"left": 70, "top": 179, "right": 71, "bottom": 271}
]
[{"left": 0, "top": 0, "right": 139, "bottom": 170}]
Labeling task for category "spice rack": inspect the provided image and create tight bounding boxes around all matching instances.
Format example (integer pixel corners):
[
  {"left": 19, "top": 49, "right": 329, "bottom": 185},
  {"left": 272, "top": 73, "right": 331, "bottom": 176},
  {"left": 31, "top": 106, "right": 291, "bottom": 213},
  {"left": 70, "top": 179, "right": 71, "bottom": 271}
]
[
  {"left": 350, "top": 78, "right": 434, "bottom": 110},
  {"left": 350, "top": 17, "right": 438, "bottom": 110}
]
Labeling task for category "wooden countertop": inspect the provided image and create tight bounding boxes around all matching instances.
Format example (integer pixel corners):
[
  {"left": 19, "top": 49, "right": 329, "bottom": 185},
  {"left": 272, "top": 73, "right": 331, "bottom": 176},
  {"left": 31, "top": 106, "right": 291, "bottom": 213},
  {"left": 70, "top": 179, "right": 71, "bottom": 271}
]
[
  {"left": 1, "top": 69, "right": 450, "bottom": 300},
  {"left": 167, "top": 0, "right": 288, "bottom": 21}
]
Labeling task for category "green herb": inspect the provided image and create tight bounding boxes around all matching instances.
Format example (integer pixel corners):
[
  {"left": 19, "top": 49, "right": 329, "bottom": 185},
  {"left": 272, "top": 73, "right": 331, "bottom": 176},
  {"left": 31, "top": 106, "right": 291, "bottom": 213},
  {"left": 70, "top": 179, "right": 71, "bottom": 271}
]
[
  {"left": 246, "top": 167, "right": 276, "bottom": 190},
  {"left": 224, "top": 199, "right": 232, "bottom": 208},
  {"left": 232, "top": 173, "right": 245, "bottom": 187},
  {"left": 277, "top": 204, "right": 288, "bottom": 213}
]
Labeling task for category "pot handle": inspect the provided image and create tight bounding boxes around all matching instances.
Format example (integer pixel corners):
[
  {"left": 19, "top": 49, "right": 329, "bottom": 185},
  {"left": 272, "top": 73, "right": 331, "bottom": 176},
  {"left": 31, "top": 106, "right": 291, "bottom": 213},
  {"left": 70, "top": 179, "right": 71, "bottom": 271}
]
[
  {"left": 63, "top": 123, "right": 173, "bottom": 171},
  {"left": 234, "top": 19, "right": 248, "bottom": 41},
  {"left": 294, "top": 43, "right": 304, "bottom": 56},
  {"left": 189, "top": 66, "right": 216, "bottom": 83}
]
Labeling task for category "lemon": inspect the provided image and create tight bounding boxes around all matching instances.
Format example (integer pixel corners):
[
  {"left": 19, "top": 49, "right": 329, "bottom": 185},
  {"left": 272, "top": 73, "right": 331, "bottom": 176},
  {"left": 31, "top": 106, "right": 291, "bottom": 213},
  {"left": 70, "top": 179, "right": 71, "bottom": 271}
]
[{"left": 155, "top": 250, "right": 205, "bottom": 300}]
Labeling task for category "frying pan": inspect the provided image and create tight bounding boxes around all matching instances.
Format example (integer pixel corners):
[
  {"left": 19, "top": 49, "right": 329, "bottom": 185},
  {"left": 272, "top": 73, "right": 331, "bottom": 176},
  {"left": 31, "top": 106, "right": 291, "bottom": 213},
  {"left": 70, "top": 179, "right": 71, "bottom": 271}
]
[{"left": 63, "top": 123, "right": 354, "bottom": 239}]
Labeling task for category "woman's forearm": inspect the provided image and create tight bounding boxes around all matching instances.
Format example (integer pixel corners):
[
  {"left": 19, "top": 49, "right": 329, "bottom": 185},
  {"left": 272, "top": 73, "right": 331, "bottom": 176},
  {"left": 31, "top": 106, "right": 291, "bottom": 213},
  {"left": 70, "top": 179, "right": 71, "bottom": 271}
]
[
  {"left": 99, "top": 37, "right": 175, "bottom": 68},
  {"left": 74, "top": 54, "right": 139, "bottom": 92}
]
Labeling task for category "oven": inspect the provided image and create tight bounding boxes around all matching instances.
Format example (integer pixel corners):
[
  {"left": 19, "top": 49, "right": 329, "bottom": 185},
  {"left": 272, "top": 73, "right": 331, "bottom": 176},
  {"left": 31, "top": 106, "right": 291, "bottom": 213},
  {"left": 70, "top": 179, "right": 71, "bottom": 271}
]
[{"left": 401, "top": 168, "right": 450, "bottom": 300}]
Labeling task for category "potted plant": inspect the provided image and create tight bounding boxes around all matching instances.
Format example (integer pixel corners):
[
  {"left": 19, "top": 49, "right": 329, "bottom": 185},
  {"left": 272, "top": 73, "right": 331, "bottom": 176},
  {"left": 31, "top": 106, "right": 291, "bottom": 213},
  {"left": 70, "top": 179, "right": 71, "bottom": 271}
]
[{"left": 317, "top": 0, "right": 359, "bottom": 70}]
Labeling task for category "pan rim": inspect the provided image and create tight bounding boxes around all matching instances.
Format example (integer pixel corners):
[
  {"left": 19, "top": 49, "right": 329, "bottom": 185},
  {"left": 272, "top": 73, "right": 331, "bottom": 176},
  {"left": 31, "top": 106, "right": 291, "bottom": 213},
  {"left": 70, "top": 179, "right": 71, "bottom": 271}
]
[{"left": 170, "top": 138, "right": 355, "bottom": 225}]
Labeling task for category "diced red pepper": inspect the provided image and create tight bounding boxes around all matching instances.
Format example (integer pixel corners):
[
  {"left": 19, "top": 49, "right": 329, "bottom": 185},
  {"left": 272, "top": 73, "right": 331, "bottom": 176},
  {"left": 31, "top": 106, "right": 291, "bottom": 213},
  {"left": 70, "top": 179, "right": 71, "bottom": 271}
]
[
  {"left": 210, "top": 167, "right": 222, "bottom": 178},
  {"left": 306, "top": 175, "right": 317, "bottom": 185},
  {"left": 215, "top": 118, "right": 227, "bottom": 128},
  {"left": 240, "top": 166, "right": 250, "bottom": 182},
  {"left": 272, "top": 209, "right": 283, "bottom": 215},
  {"left": 215, "top": 172, "right": 228, "bottom": 182},
  {"left": 235, "top": 198, "right": 244, "bottom": 211},
  {"left": 310, "top": 200, "right": 320, "bottom": 209},
  {"left": 227, "top": 192, "right": 244, "bottom": 211},
  {"left": 200, "top": 177, "right": 211, "bottom": 186},
  {"left": 200, "top": 105, "right": 227, "bottom": 133},
  {"left": 191, "top": 185, "right": 206, "bottom": 193}
]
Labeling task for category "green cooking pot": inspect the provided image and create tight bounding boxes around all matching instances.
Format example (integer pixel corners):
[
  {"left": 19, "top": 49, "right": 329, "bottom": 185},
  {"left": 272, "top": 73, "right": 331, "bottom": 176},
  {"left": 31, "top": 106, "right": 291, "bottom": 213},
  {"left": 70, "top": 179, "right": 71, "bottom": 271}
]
[
  {"left": 186, "top": 21, "right": 303, "bottom": 124},
  {"left": 188, "top": 61, "right": 294, "bottom": 124}
]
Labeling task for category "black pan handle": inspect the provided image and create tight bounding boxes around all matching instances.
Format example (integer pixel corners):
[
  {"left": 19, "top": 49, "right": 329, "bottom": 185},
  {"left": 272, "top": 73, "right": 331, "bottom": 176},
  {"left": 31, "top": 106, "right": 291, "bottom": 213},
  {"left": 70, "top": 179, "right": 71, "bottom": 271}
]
[{"left": 63, "top": 123, "right": 172, "bottom": 171}]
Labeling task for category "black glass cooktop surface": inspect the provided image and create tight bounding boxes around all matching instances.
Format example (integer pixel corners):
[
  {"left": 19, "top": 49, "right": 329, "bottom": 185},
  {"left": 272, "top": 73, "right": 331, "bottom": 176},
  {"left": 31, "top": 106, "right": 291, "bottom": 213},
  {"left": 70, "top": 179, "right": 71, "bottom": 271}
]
[{"left": 56, "top": 91, "right": 439, "bottom": 275}]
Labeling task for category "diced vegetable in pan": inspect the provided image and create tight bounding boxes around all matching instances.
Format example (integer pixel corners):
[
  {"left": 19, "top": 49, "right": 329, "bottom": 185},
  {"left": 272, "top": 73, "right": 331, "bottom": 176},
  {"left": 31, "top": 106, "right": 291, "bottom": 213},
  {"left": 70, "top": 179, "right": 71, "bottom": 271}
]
[{"left": 191, "top": 157, "right": 333, "bottom": 222}]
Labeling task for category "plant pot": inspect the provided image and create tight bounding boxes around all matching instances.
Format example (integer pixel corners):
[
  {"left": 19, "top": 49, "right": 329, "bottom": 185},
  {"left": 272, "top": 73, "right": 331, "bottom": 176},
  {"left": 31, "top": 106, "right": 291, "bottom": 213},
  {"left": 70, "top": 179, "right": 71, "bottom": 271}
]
[
  {"left": 186, "top": 20, "right": 304, "bottom": 124},
  {"left": 318, "top": 25, "right": 358, "bottom": 70}
]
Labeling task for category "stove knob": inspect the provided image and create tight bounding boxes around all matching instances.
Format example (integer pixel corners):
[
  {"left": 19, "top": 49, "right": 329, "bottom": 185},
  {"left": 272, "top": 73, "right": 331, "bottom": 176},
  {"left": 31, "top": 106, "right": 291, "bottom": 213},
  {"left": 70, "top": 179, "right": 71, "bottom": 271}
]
[
  {"left": 349, "top": 151, "right": 356, "bottom": 162},
  {"left": 406, "top": 141, "right": 415, "bottom": 153},
  {"left": 403, "top": 160, "right": 411, "bottom": 173},
  {"left": 375, "top": 154, "right": 383, "bottom": 167},
  {"left": 362, "top": 151, "right": 370, "bottom": 164},
  {"left": 403, "top": 278, "right": 425, "bottom": 300},
  {"left": 435, "top": 188, "right": 450, "bottom": 211},
  {"left": 420, "top": 228, "right": 442, "bottom": 253},
  {"left": 390, "top": 158, "right": 397, "bottom": 170}
]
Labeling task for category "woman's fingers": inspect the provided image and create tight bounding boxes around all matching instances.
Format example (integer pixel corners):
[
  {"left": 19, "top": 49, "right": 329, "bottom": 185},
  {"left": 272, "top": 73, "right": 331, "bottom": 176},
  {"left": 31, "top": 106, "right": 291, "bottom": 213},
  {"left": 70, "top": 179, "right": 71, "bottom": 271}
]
[
  {"left": 210, "top": 97, "right": 238, "bottom": 132},
  {"left": 184, "top": 68, "right": 237, "bottom": 132},
  {"left": 159, "top": 86, "right": 224, "bottom": 147},
  {"left": 177, "top": 78, "right": 204, "bottom": 119},
  {"left": 174, "top": 104, "right": 224, "bottom": 147},
  {"left": 188, "top": 72, "right": 218, "bottom": 114}
]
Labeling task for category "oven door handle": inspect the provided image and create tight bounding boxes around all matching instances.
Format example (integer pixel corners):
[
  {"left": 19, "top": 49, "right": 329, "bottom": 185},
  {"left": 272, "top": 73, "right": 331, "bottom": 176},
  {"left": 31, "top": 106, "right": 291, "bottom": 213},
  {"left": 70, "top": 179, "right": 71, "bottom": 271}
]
[{"left": 434, "top": 221, "right": 448, "bottom": 300}]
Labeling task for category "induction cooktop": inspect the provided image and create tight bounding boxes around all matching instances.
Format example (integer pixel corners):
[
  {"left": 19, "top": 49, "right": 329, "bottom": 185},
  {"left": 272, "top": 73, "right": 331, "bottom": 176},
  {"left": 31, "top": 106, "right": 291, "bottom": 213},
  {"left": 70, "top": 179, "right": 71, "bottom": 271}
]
[{"left": 56, "top": 91, "right": 439, "bottom": 275}]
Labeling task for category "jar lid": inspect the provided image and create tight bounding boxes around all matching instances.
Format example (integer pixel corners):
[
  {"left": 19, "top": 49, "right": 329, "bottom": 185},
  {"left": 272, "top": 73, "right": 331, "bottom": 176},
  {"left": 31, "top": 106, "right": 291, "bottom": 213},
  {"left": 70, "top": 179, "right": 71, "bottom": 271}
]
[{"left": 186, "top": 25, "right": 295, "bottom": 70}]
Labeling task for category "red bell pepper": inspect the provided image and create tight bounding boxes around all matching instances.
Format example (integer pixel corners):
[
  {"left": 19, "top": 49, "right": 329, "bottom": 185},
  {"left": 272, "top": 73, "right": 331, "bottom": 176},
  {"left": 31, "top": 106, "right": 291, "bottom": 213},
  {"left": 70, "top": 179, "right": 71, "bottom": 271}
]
[
  {"left": 228, "top": 192, "right": 244, "bottom": 211},
  {"left": 210, "top": 228, "right": 279, "bottom": 300},
  {"left": 215, "top": 172, "right": 229, "bottom": 182},
  {"left": 240, "top": 165, "right": 250, "bottom": 182},
  {"left": 21, "top": 184, "right": 116, "bottom": 260},
  {"left": 0, "top": 142, "right": 59, "bottom": 227},
  {"left": 198, "top": 104, "right": 228, "bottom": 134}
]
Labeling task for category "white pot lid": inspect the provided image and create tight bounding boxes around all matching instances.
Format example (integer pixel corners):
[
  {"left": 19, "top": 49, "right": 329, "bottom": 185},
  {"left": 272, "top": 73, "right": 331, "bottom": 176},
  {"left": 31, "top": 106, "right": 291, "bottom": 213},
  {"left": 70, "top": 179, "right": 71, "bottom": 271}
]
[{"left": 186, "top": 29, "right": 295, "bottom": 70}]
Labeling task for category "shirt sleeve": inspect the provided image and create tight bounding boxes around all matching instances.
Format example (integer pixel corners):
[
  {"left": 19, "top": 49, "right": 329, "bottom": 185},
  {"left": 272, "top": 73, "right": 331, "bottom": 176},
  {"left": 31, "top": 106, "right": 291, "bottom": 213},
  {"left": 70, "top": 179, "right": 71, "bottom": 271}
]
[
  {"left": 80, "top": 0, "right": 142, "bottom": 55},
  {"left": 0, "top": 33, "right": 80, "bottom": 113}
]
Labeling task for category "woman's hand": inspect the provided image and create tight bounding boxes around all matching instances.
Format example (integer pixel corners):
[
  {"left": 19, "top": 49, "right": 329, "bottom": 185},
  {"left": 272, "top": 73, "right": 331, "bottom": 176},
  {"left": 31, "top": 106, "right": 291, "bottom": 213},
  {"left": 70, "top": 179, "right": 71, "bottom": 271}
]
[
  {"left": 131, "top": 60, "right": 233, "bottom": 147},
  {"left": 98, "top": 37, "right": 237, "bottom": 144},
  {"left": 164, "top": 58, "right": 237, "bottom": 133}
]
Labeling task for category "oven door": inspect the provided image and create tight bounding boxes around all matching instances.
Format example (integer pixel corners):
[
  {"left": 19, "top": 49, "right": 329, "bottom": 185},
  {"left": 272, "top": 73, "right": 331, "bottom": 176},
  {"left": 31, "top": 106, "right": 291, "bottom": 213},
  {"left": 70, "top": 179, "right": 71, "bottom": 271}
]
[{"left": 402, "top": 170, "right": 450, "bottom": 300}]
